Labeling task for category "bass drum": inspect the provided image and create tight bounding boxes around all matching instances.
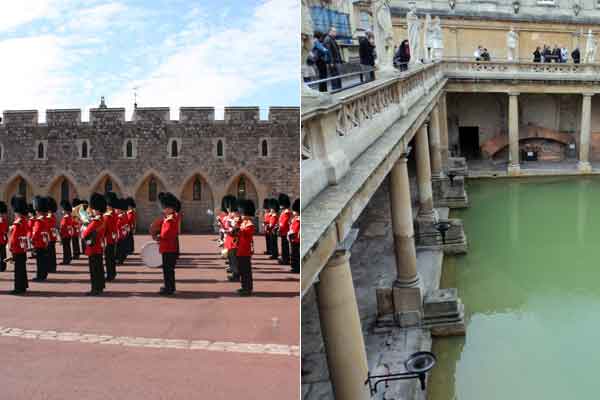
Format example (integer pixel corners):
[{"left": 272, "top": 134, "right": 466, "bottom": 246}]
[{"left": 140, "top": 241, "right": 162, "bottom": 268}]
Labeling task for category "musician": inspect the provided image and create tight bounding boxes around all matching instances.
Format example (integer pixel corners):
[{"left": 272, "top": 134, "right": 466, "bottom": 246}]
[
  {"left": 46, "top": 197, "right": 58, "bottom": 273},
  {"left": 278, "top": 193, "right": 291, "bottom": 265},
  {"left": 80, "top": 199, "right": 89, "bottom": 254},
  {"left": 82, "top": 193, "right": 107, "bottom": 296},
  {"left": 157, "top": 192, "right": 180, "bottom": 295},
  {"left": 236, "top": 199, "right": 256, "bottom": 296},
  {"left": 289, "top": 199, "right": 300, "bottom": 274},
  {"left": 31, "top": 196, "right": 50, "bottom": 282},
  {"left": 0, "top": 202, "right": 8, "bottom": 272},
  {"left": 8, "top": 196, "right": 29, "bottom": 294},
  {"left": 103, "top": 193, "right": 118, "bottom": 281},
  {"left": 268, "top": 198, "right": 279, "bottom": 260},
  {"left": 71, "top": 198, "right": 82, "bottom": 260},
  {"left": 59, "top": 200, "right": 73, "bottom": 265},
  {"left": 26, "top": 204, "right": 35, "bottom": 259},
  {"left": 174, "top": 197, "right": 182, "bottom": 261},
  {"left": 126, "top": 197, "right": 136, "bottom": 256},
  {"left": 115, "top": 198, "right": 129, "bottom": 265},
  {"left": 217, "top": 203, "right": 227, "bottom": 245},
  {"left": 262, "top": 199, "right": 271, "bottom": 255},
  {"left": 222, "top": 196, "right": 239, "bottom": 281}
]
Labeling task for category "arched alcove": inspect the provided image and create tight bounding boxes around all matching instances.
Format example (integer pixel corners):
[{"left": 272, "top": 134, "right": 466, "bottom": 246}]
[
  {"left": 48, "top": 175, "right": 79, "bottom": 204},
  {"left": 134, "top": 173, "right": 167, "bottom": 233},
  {"left": 226, "top": 173, "right": 259, "bottom": 209},
  {"left": 90, "top": 173, "right": 123, "bottom": 196},
  {"left": 180, "top": 173, "right": 215, "bottom": 233}
]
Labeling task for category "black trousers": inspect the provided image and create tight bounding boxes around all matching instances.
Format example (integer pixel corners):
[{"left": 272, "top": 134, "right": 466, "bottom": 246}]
[
  {"left": 161, "top": 252, "right": 177, "bottom": 292},
  {"left": 61, "top": 238, "right": 72, "bottom": 265},
  {"left": 238, "top": 256, "right": 253, "bottom": 292},
  {"left": 270, "top": 234, "right": 279, "bottom": 259},
  {"left": 81, "top": 237, "right": 86, "bottom": 255},
  {"left": 291, "top": 242, "right": 300, "bottom": 273},
  {"left": 329, "top": 64, "right": 341, "bottom": 90},
  {"left": 265, "top": 232, "right": 271, "bottom": 255},
  {"left": 48, "top": 241, "right": 57, "bottom": 272},
  {"left": 72, "top": 236, "right": 81, "bottom": 259},
  {"left": 280, "top": 236, "right": 290, "bottom": 264},
  {"left": 116, "top": 239, "right": 125, "bottom": 264},
  {"left": 35, "top": 248, "right": 48, "bottom": 280},
  {"left": 227, "top": 248, "right": 238, "bottom": 276},
  {"left": 88, "top": 254, "right": 105, "bottom": 293},
  {"left": 104, "top": 243, "right": 116, "bottom": 280},
  {"left": 13, "top": 253, "right": 28, "bottom": 292},
  {"left": 316, "top": 60, "right": 328, "bottom": 92},
  {"left": 126, "top": 232, "right": 135, "bottom": 255},
  {"left": 0, "top": 244, "right": 6, "bottom": 272}
]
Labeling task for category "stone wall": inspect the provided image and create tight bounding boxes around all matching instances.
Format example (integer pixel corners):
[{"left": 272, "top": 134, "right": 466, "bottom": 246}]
[{"left": 0, "top": 106, "right": 300, "bottom": 233}]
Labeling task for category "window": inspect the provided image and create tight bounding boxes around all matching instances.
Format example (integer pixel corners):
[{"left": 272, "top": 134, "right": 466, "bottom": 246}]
[
  {"left": 237, "top": 176, "right": 246, "bottom": 199},
  {"left": 193, "top": 178, "right": 202, "bottom": 201},
  {"left": 18, "top": 179, "right": 27, "bottom": 197},
  {"left": 81, "top": 141, "right": 88, "bottom": 159},
  {"left": 61, "top": 179, "right": 70, "bottom": 203},
  {"left": 149, "top": 178, "right": 157, "bottom": 202},
  {"left": 217, "top": 140, "right": 224, "bottom": 157},
  {"left": 167, "top": 138, "right": 182, "bottom": 158},
  {"left": 310, "top": 6, "right": 351, "bottom": 40},
  {"left": 105, "top": 178, "right": 113, "bottom": 194},
  {"left": 126, "top": 141, "right": 133, "bottom": 158},
  {"left": 261, "top": 140, "right": 269, "bottom": 157},
  {"left": 171, "top": 140, "right": 178, "bottom": 157},
  {"left": 37, "top": 143, "right": 45, "bottom": 159}
]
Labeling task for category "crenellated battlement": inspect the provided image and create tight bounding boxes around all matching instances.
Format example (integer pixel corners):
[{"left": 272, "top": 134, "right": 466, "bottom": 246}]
[{"left": 0, "top": 106, "right": 299, "bottom": 126}]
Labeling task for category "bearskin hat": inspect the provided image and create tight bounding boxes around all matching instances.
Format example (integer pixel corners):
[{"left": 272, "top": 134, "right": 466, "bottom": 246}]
[
  {"left": 89, "top": 192, "right": 107, "bottom": 213},
  {"left": 47, "top": 197, "right": 58, "bottom": 213},
  {"left": 32, "top": 196, "right": 49, "bottom": 213},
  {"left": 11, "top": 196, "right": 28, "bottom": 215},
  {"left": 60, "top": 200, "right": 72, "bottom": 212},
  {"left": 269, "top": 198, "right": 279, "bottom": 210},
  {"left": 238, "top": 199, "right": 256, "bottom": 217},
  {"left": 27, "top": 203, "right": 34, "bottom": 215},
  {"left": 174, "top": 197, "right": 182, "bottom": 213},
  {"left": 104, "top": 192, "right": 118, "bottom": 208},
  {"left": 262, "top": 198, "right": 269, "bottom": 209},
  {"left": 278, "top": 193, "right": 290, "bottom": 209},
  {"left": 158, "top": 192, "right": 179, "bottom": 210},
  {"left": 126, "top": 197, "right": 136, "bottom": 209},
  {"left": 0, "top": 201, "right": 7, "bottom": 214},
  {"left": 221, "top": 195, "right": 238, "bottom": 212},
  {"left": 292, "top": 198, "right": 300, "bottom": 213},
  {"left": 72, "top": 198, "right": 81, "bottom": 207}
]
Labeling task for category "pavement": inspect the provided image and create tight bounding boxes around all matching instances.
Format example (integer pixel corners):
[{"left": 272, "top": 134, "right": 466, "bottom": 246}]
[{"left": 0, "top": 234, "right": 300, "bottom": 400}]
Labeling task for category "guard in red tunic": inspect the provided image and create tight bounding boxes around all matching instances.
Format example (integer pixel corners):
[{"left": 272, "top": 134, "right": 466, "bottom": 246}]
[
  {"left": 262, "top": 199, "right": 271, "bottom": 255},
  {"left": 71, "top": 198, "right": 82, "bottom": 260},
  {"left": 31, "top": 196, "right": 50, "bottom": 282},
  {"left": 278, "top": 193, "right": 291, "bottom": 265},
  {"left": 46, "top": 197, "right": 58, "bottom": 273},
  {"left": 0, "top": 202, "right": 8, "bottom": 272},
  {"left": 59, "top": 200, "right": 73, "bottom": 265},
  {"left": 222, "top": 196, "right": 240, "bottom": 280},
  {"left": 126, "top": 197, "right": 137, "bottom": 256},
  {"left": 289, "top": 199, "right": 300, "bottom": 274},
  {"left": 8, "top": 196, "right": 29, "bottom": 294},
  {"left": 26, "top": 204, "right": 35, "bottom": 258},
  {"left": 157, "top": 192, "right": 180, "bottom": 295},
  {"left": 103, "top": 193, "right": 118, "bottom": 281},
  {"left": 268, "top": 198, "right": 279, "bottom": 260},
  {"left": 236, "top": 199, "right": 256, "bottom": 296},
  {"left": 82, "top": 193, "right": 106, "bottom": 296},
  {"left": 115, "top": 199, "right": 129, "bottom": 265}
]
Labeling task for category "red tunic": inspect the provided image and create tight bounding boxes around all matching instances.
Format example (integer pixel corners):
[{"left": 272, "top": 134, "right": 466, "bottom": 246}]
[
  {"left": 31, "top": 217, "right": 49, "bottom": 249},
  {"left": 290, "top": 215, "right": 300, "bottom": 244},
  {"left": 82, "top": 217, "right": 105, "bottom": 256},
  {"left": 224, "top": 215, "right": 240, "bottom": 250},
  {"left": 60, "top": 214, "right": 74, "bottom": 240},
  {"left": 126, "top": 210, "right": 136, "bottom": 233},
  {"left": 27, "top": 217, "right": 34, "bottom": 239},
  {"left": 117, "top": 212, "right": 129, "bottom": 241},
  {"left": 9, "top": 217, "right": 28, "bottom": 255},
  {"left": 159, "top": 212, "right": 179, "bottom": 253},
  {"left": 73, "top": 217, "right": 80, "bottom": 237},
  {"left": 47, "top": 213, "right": 58, "bottom": 242},
  {"left": 237, "top": 220, "right": 255, "bottom": 257},
  {"left": 103, "top": 211, "right": 117, "bottom": 245},
  {"left": 268, "top": 212, "right": 278, "bottom": 233},
  {"left": 278, "top": 209, "right": 291, "bottom": 236},
  {"left": 0, "top": 216, "right": 8, "bottom": 245}
]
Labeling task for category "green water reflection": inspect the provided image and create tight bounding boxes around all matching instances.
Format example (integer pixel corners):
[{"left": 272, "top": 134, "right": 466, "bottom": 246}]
[{"left": 429, "top": 177, "right": 600, "bottom": 400}]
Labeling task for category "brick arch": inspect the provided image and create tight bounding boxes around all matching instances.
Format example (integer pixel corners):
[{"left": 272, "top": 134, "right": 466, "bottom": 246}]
[
  {"left": 3, "top": 171, "right": 36, "bottom": 203},
  {"left": 481, "top": 125, "right": 574, "bottom": 159},
  {"left": 46, "top": 173, "right": 80, "bottom": 203},
  {"left": 178, "top": 171, "right": 216, "bottom": 233},
  {"left": 88, "top": 170, "right": 126, "bottom": 197},
  {"left": 133, "top": 170, "right": 169, "bottom": 233}
]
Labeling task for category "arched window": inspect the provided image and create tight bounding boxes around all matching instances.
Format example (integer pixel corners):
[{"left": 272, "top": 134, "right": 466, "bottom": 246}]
[
  {"left": 171, "top": 140, "right": 178, "bottom": 157},
  {"left": 18, "top": 178, "right": 27, "bottom": 197},
  {"left": 261, "top": 140, "right": 268, "bottom": 157},
  {"left": 126, "top": 140, "right": 133, "bottom": 158},
  {"left": 81, "top": 141, "right": 88, "bottom": 159},
  {"left": 217, "top": 140, "right": 224, "bottom": 157},
  {"left": 105, "top": 178, "right": 113, "bottom": 194},
  {"left": 193, "top": 177, "right": 202, "bottom": 201},
  {"left": 38, "top": 143, "right": 45, "bottom": 159},
  {"left": 60, "top": 179, "right": 70, "bottom": 203},
  {"left": 149, "top": 178, "right": 158, "bottom": 202},
  {"left": 237, "top": 176, "right": 246, "bottom": 199}
]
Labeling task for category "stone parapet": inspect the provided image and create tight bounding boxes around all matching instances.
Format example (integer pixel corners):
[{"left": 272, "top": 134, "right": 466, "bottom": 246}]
[
  {"left": 132, "top": 107, "right": 170, "bottom": 122},
  {"left": 179, "top": 107, "right": 215, "bottom": 122},
  {"left": 224, "top": 107, "right": 259, "bottom": 122},
  {"left": 89, "top": 107, "right": 126, "bottom": 124},
  {"left": 46, "top": 109, "right": 81, "bottom": 126},
  {"left": 2, "top": 110, "right": 38, "bottom": 126}
]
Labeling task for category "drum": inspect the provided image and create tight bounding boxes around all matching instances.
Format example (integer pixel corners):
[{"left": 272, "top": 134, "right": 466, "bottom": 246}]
[{"left": 140, "top": 241, "right": 162, "bottom": 268}]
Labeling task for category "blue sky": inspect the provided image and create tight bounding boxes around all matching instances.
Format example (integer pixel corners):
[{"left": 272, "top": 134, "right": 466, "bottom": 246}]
[{"left": 0, "top": 0, "right": 300, "bottom": 120}]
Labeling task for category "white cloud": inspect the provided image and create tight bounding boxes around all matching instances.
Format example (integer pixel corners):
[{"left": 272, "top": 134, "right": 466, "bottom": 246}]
[
  {"left": 63, "top": 2, "right": 128, "bottom": 31},
  {"left": 0, "top": 0, "right": 60, "bottom": 32}
]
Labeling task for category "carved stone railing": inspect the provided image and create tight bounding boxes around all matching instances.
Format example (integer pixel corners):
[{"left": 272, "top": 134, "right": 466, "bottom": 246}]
[{"left": 443, "top": 60, "right": 600, "bottom": 81}]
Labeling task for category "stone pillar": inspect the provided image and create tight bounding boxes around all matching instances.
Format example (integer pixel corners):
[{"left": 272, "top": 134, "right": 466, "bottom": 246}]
[
  {"left": 578, "top": 93, "right": 593, "bottom": 173},
  {"left": 439, "top": 93, "right": 450, "bottom": 168},
  {"left": 316, "top": 250, "right": 370, "bottom": 400},
  {"left": 508, "top": 93, "right": 520, "bottom": 176},
  {"left": 429, "top": 105, "right": 443, "bottom": 179},
  {"left": 389, "top": 156, "right": 420, "bottom": 288},
  {"left": 415, "top": 123, "right": 436, "bottom": 220}
]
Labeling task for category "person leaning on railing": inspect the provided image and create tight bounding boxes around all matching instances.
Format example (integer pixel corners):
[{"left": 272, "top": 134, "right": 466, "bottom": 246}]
[
  {"left": 309, "top": 31, "right": 331, "bottom": 92},
  {"left": 533, "top": 46, "right": 542, "bottom": 63},
  {"left": 572, "top": 47, "right": 581, "bottom": 64},
  {"left": 323, "top": 27, "right": 344, "bottom": 90},
  {"left": 394, "top": 39, "right": 410, "bottom": 71}
]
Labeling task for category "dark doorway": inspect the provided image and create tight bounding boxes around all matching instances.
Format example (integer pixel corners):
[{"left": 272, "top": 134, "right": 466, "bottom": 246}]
[{"left": 459, "top": 126, "right": 480, "bottom": 160}]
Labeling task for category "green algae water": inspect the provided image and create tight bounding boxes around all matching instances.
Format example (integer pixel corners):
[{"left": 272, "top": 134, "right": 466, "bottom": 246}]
[{"left": 429, "top": 177, "right": 600, "bottom": 400}]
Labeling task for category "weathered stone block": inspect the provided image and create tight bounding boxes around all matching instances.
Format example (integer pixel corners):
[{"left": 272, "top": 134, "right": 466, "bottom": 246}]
[
  {"left": 89, "top": 107, "right": 125, "bottom": 124},
  {"left": 133, "top": 107, "right": 170, "bottom": 122},
  {"left": 46, "top": 109, "right": 81, "bottom": 126},
  {"left": 3, "top": 110, "right": 38, "bottom": 126},
  {"left": 269, "top": 107, "right": 299, "bottom": 123},
  {"left": 224, "top": 107, "right": 259, "bottom": 122},
  {"left": 179, "top": 107, "right": 215, "bottom": 122},
  {"left": 423, "top": 288, "right": 460, "bottom": 316}
]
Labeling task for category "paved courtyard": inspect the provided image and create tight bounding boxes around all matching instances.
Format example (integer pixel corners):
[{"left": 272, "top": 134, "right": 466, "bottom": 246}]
[{"left": 0, "top": 234, "right": 299, "bottom": 400}]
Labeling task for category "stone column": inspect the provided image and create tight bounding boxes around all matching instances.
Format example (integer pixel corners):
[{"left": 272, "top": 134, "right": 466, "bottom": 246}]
[
  {"left": 316, "top": 250, "right": 370, "bottom": 400},
  {"left": 416, "top": 123, "right": 436, "bottom": 220},
  {"left": 389, "top": 156, "right": 420, "bottom": 288},
  {"left": 578, "top": 93, "right": 593, "bottom": 173},
  {"left": 508, "top": 93, "right": 520, "bottom": 176},
  {"left": 439, "top": 93, "right": 450, "bottom": 168},
  {"left": 429, "top": 105, "right": 443, "bottom": 179}
]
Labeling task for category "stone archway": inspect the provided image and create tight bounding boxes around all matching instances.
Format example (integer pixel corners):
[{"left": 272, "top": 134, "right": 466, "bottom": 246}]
[
  {"left": 47, "top": 175, "right": 79, "bottom": 203},
  {"left": 226, "top": 173, "right": 259, "bottom": 209},
  {"left": 4, "top": 174, "right": 34, "bottom": 203},
  {"left": 134, "top": 173, "right": 168, "bottom": 233},
  {"left": 90, "top": 172, "right": 124, "bottom": 197},
  {"left": 179, "top": 173, "right": 215, "bottom": 233}
]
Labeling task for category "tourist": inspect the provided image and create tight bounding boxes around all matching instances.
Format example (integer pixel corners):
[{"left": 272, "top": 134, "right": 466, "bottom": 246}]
[
  {"left": 394, "top": 39, "right": 410, "bottom": 71},
  {"left": 358, "top": 30, "right": 376, "bottom": 81},
  {"left": 278, "top": 193, "right": 291, "bottom": 266},
  {"left": 533, "top": 46, "right": 541, "bottom": 62},
  {"left": 103, "top": 193, "right": 118, "bottom": 281},
  {"left": 311, "top": 31, "right": 330, "bottom": 92},
  {"left": 481, "top": 48, "right": 491, "bottom": 61},
  {"left": 289, "top": 198, "right": 300, "bottom": 274},
  {"left": 543, "top": 45, "right": 552, "bottom": 62},
  {"left": 235, "top": 199, "right": 256, "bottom": 296},
  {"left": 474, "top": 45, "right": 483, "bottom": 61},
  {"left": 552, "top": 44, "right": 561, "bottom": 62},
  {"left": 0, "top": 201, "right": 7, "bottom": 272},
  {"left": 59, "top": 200, "right": 73, "bottom": 265},
  {"left": 82, "top": 193, "right": 106, "bottom": 296},
  {"left": 561, "top": 46, "right": 569, "bottom": 63},
  {"left": 31, "top": 196, "right": 50, "bottom": 282},
  {"left": 46, "top": 197, "right": 58, "bottom": 273},
  {"left": 8, "top": 196, "right": 29, "bottom": 294},
  {"left": 323, "top": 27, "right": 343, "bottom": 90},
  {"left": 572, "top": 47, "right": 581, "bottom": 64},
  {"left": 157, "top": 192, "right": 180, "bottom": 295}
]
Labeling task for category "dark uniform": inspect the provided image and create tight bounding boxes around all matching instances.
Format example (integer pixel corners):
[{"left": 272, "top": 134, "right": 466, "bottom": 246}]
[
  {"left": 8, "top": 196, "right": 29, "bottom": 294},
  {"left": 82, "top": 193, "right": 106, "bottom": 295},
  {"left": 59, "top": 200, "right": 74, "bottom": 265}
]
